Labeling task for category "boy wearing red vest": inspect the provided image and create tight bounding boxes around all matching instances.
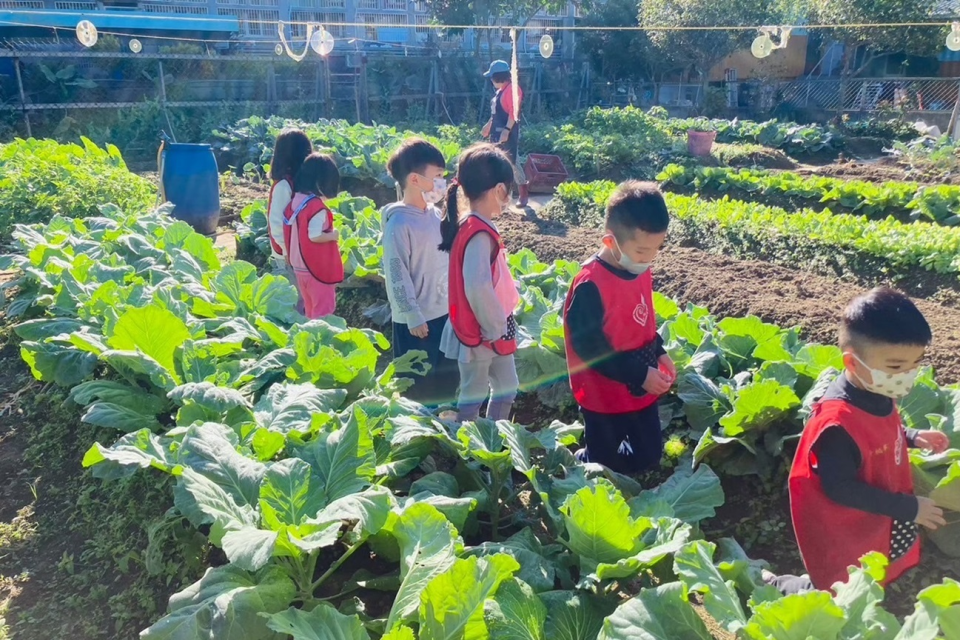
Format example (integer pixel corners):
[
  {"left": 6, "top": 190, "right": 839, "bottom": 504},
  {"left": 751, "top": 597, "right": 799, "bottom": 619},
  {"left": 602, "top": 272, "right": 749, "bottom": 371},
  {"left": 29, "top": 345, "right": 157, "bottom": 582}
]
[
  {"left": 788, "top": 287, "right": 948, "bottom": 592},
  {"left": 562, "top": 181, "right": 674, "bottom": 474}
]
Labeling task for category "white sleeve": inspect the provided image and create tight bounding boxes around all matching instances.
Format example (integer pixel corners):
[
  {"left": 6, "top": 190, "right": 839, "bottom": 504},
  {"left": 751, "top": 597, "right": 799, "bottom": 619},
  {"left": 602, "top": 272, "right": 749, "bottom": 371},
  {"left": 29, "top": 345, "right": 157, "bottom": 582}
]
[
  {"left": 307, "top": 210, "right": 329, "bottom": 241},
  {"left": 268, "top": 181, "right": 293, "bottom": 256},
  {"left": 463, "top": 233, "right": 506, "bottom": 340}
]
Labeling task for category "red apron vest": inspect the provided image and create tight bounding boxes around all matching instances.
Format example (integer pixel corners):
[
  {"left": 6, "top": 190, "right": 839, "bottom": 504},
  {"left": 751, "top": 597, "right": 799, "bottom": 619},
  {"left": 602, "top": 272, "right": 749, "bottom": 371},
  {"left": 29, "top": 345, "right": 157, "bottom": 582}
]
[
  {"left": 267, "top": 177, "right": 292, "bottom": 256},
  {"left": 789, "top": 397, "right": 919, "bottom": 590},
  {"left": 448, "top": 216, "right": 517, "bottom": 356},
  {"left": 562, "top": 257, "right": 658, "bottom": 413},
  {"left": 282, "top": 195, "right": 344, "bottom": 285}
]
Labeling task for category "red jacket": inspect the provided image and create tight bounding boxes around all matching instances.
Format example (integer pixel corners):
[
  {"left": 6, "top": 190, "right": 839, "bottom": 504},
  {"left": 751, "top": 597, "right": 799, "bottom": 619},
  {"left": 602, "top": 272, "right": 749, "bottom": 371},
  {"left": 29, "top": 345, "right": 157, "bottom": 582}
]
[
  {"left": 789, "top": 398, "right": 919, "bottom": 590},
  {"left": 448, "top": 216, "right": 516, "bottom": 355},
  {"left": 282, "top": 194, "right": 344, "bottom": 285},
  {"left": 267, "top": 177, "right": 292, "bottom": 256},
  {"left": 562, "top": 258, "right": 658, "bottom": 413}
]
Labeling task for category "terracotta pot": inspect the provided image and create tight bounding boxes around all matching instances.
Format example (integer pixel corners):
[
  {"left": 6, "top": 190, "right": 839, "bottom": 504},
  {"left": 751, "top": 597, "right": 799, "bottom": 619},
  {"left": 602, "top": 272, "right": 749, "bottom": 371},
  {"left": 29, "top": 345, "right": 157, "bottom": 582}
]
[{"left": 687, "top": 130, "right": 717, "bottom": 157}]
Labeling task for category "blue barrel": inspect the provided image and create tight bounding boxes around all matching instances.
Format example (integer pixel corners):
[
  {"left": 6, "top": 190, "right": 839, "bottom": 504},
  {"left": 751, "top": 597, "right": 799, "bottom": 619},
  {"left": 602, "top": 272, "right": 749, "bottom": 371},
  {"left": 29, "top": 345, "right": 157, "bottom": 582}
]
[{"left": 159, "top": 142, "right": 221, "bottom": 235}]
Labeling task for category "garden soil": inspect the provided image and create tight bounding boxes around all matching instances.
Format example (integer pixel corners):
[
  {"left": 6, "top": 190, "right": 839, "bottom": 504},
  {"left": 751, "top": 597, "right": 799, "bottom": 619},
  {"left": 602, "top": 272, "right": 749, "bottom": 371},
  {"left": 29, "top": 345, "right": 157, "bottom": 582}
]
[{"left": 496, "top": 208, "right": 960, "bottom": 384}]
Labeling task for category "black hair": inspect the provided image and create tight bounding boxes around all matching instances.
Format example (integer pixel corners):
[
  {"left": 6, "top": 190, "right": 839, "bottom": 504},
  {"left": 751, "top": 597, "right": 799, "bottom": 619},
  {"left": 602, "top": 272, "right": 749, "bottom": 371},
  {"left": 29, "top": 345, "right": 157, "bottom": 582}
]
[
  {"left": 270, "top": 128, "right": 313, "bottom": 182},
  {"left": 387, "top": 138, "right": 446, "bottom": 188},
  {"left": 294, "top": 152, "right": 340, "bottom": 199},
  {"left": 438, "top": 143, "right": 515, "bottom": 253},
  {"left": 491, "top": 71, "right": 511, "bottom": 84},
  {"left": 840, "top": 287, "right": 932, "bottom": 350},
  {"left": 605, "top": 181, "right": 670, "bottom": 240}
]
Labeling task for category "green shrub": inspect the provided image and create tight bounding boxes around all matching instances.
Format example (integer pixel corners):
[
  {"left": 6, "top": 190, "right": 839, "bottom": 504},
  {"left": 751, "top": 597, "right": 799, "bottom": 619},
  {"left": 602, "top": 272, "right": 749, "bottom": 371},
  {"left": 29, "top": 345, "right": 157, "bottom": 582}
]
[{"left": 0, "top": 137, "right": 155, "bottom": 240}]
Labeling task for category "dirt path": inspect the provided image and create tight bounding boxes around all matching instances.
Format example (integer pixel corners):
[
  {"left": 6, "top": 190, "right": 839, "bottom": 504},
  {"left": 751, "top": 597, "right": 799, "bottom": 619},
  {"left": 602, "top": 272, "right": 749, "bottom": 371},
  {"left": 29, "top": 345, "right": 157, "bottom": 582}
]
[{"left": 496, "top": 208, "right": 960, "bottom": 383}]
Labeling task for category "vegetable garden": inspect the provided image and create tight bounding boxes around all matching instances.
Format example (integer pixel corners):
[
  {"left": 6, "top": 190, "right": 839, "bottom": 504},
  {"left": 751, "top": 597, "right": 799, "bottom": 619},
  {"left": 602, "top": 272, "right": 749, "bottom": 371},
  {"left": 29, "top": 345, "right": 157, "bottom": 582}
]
[{"left": 2, "top": 108, "right": 960, "bottom": 639}]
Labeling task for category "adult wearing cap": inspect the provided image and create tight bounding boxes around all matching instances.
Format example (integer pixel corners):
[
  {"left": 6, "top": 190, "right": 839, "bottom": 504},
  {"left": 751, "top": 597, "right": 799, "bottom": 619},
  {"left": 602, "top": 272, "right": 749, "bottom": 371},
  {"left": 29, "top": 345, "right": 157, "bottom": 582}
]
[{"left": 481, "top": 59, "right": 529, "bottom": 208}]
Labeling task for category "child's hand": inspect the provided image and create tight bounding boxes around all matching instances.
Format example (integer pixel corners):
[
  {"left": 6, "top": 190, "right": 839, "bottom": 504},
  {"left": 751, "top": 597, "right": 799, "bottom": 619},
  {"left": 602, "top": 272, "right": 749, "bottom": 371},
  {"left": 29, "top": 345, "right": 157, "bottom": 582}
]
[
  {"left": 643, "top": 368, "right": 672, "bottom": 396},
  {"left": 916, "top": 430, "right": 950, "bottom": 454},
  {"left": 658, "top": 354, "right": 676, "bottom": 383},
  {"left": 916, "top": 496, "right": 947, "bottom": 530},
  {"left": 409, "top": 323, "right": 429, "bottom": 338},
  {"left": 326, "top": 229, "right": 339, "bottom": 242}
]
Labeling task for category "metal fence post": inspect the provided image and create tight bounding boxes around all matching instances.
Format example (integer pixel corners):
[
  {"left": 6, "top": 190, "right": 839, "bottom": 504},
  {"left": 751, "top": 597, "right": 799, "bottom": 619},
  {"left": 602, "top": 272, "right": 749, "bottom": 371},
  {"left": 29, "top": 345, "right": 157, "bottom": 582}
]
[
  {"left": 267, "top": 63, "right": 277, "bottom": 114},
  {"left": 14, "top": 56, "right": 30, "bottom": 138}
]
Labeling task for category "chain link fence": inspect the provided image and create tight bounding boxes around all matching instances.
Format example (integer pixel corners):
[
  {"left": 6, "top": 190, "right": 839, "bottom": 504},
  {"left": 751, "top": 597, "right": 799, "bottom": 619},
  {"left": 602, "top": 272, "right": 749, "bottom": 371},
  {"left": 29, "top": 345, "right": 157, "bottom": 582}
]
[
  {"left": 0, "top": 48, "right": 582, "bottom": 162},
  {"left": 778, "top": 77, "right": 960, "bottom": 114}
]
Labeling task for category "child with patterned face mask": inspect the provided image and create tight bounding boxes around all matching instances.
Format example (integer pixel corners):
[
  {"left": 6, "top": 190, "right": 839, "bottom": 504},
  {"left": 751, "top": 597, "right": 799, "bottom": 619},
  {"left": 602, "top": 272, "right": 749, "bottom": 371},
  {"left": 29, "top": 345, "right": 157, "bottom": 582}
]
[
  {"left": 562, "top": 181, "right": 674, "bottom": 475},
  {"left": 381, "top": 138, "right": 459, "bottom": 409},
  {"left": 787, "top": 287, "right": 949, "bottom": 593}
]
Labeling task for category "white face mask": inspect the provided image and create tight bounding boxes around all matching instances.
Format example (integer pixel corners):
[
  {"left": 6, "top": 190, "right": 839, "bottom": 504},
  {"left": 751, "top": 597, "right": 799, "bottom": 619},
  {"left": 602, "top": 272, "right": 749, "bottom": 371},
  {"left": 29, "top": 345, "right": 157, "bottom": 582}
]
[
  {"left": 611, "top": 235, "right": 651, "bottom": 275},
  {"left": 852, "top": 354, "right": 919, "bottom": 399},
  {"left": 422, "top": 177, "right": 447, "bottom": 205}
]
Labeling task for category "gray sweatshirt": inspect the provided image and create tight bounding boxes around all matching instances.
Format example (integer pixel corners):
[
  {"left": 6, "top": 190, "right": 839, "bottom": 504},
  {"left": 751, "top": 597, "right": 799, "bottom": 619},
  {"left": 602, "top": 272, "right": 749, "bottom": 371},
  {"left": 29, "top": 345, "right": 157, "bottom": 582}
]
[{"left": 381, "top": 202, "right": 450, "bottom": 328}]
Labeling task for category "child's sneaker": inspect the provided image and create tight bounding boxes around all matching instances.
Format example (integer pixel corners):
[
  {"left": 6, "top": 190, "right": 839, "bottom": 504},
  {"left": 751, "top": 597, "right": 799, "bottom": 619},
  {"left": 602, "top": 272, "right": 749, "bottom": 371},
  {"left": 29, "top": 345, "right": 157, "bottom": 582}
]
[{"left": 575, "top": 448, "right": 589, "bottom": 463}]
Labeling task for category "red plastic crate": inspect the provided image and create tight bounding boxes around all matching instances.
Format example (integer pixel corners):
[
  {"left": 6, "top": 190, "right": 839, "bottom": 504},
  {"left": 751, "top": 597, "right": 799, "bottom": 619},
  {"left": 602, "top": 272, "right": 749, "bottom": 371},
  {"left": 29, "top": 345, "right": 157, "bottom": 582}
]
[{"left": 524, "top": 154, "right": 569, "bottom": 194}]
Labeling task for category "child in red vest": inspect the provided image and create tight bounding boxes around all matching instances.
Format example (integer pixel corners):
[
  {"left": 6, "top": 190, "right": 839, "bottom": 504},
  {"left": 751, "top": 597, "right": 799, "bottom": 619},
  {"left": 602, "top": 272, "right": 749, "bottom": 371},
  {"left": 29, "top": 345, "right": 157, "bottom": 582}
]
[
  {"left": 786, "top": 287, "right": 948, "bottom": 592},
  {"left": 267, "top": 128, "right": 313, "bottom": 313},
  {"left": 282, "top": 153, "right": 343, "bottom": 319},
  {"left": 438, "top": 144, "right": 520, "bottom": 422},
  {"left": 562, "top": 181, "right": 674, "bottom": 475}
]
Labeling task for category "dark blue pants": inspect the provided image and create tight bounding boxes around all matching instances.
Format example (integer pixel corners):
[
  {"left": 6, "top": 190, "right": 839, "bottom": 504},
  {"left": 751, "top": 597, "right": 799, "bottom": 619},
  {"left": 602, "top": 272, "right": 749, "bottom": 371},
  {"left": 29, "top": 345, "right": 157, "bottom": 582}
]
[
  {"left": 580, "top": 402, "right": 663, "bottom": 474},
  {"left": 392, "top": 315, "right": 460, "bottom": 409}
]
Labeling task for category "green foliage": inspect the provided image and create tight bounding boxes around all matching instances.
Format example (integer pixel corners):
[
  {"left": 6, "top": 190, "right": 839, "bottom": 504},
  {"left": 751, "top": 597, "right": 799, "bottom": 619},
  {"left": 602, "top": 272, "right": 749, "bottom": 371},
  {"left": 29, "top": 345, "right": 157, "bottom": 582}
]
[
  {"left": 7, "top": 142, "right": 960, "bottom": 638},
  {"left": 639, "top": 0, "right": 792, "bottom": 80},
  {"left": 0, "top": 137, "right": 155, "bottom": 241},
  {"left": 654, "top": 114, "right": 841, "bottom": 155},
  {"left": 809, "top": 0, "right": 946, "bottom": 74},
  {"left": 658, "top": 163, "right": 960, "bottom": 225},
  {"left": 550, "top": 180, "right": 960, "bottom": 278},
  {"left": 210, "top": 117, "right": 462, "bottom": 188}
]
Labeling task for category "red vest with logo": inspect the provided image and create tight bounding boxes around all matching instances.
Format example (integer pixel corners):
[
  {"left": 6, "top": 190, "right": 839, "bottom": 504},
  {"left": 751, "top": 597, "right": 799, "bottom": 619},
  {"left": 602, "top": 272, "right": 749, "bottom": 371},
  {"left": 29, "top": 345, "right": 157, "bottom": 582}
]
[
  {"left": 448, "top": 216, "right": 517, "bottom": 356},
  {"left": 282, "top": 195, "right": 344, "bottom": 285},
  {"left": 789, "top": 398, "right": 919, "bottom": 590},
  {"left": 562, "top": 258, "right": 658, "bottom": 413},
  {"left": 267, "top": 177, "right": 292, "bottom": 256}
]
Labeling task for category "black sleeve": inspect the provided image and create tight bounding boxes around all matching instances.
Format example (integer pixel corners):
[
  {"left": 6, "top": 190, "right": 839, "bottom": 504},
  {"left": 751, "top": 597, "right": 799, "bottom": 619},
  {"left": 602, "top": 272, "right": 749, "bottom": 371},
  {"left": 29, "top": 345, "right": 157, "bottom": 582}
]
[
  {"left": 813, "top": 426, "right": 919, "bottom": 522},
  {"left": 566, "top": 282, "right": 650, "bottom": 390},
  {"left": 656, "top": 334, "right": 667, "bottom": 357}
]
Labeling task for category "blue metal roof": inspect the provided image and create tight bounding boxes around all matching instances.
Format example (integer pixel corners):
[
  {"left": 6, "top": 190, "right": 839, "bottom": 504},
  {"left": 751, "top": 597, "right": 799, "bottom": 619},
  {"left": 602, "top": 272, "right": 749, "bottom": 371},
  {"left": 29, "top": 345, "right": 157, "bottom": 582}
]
[{"left": 0, "top": 9, "right": 239, "bottom": 33}]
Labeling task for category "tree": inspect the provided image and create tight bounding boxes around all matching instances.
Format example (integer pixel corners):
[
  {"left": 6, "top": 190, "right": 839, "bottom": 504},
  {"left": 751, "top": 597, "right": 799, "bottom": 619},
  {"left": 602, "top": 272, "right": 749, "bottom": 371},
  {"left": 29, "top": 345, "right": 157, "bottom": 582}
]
[
  {"left": 579, "top": 0, "right": 668, "bottom": 82},
  {"left": 639, "top": 0, "right": 788, "bottom": 101},
  {"left": 430, "top": 0, "right": 585, "bottom": 62},
  {"left": 808, "top": 0, "right": 947, "bottom": 77}
]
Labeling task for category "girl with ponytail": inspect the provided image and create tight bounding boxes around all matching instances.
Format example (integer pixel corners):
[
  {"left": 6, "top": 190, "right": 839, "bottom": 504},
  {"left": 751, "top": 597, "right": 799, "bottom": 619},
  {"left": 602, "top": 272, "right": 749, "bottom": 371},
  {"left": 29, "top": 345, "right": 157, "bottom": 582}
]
[{"left": 438, "top": 143, "right": 521, "bottom": 422}]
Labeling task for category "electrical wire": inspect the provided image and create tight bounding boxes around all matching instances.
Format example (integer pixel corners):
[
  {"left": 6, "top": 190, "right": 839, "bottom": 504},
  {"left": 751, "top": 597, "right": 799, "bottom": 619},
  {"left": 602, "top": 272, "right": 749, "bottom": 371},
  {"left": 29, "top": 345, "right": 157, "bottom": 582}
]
[{"left": 0, "top": 8, "right": 955, "bottom": 33}]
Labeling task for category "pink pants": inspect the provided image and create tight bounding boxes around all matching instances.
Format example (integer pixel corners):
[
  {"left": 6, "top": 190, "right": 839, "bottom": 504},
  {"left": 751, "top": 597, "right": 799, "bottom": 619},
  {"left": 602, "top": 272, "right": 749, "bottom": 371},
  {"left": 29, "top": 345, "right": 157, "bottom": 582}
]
[{"left": 295, "top": 271, "right": 336, "bottom": 318}]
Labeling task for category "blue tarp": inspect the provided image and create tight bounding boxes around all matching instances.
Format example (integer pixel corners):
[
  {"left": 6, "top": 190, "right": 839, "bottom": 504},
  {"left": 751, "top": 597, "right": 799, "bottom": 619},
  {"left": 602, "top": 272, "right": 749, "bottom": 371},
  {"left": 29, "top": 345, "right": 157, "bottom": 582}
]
[{"left": 0, "top": 9, "right": 239, "bottom": 33}]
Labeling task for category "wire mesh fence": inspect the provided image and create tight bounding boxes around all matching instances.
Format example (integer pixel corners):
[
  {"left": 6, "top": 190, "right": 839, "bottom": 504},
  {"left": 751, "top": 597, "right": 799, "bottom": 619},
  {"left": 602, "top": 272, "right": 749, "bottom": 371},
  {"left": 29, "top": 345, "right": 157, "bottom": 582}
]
[
  {"left": 0, "top": 48, "right": 583, "bottom": 161},
  {"left": 777, "top": 77, "right": 960, "bottom": 114},
  {"left": 4, "top": 47, "right": 960, "bottom": 164}
]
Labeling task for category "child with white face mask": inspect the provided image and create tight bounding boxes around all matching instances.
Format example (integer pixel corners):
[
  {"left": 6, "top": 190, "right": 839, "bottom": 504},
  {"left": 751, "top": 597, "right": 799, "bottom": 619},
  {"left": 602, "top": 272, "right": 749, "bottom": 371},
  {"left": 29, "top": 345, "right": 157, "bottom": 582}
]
[
  {"left": 381, "top": 138, "right": 459, "bottom": 409},
  {"left": 562, "top": 181, "right": 674, "bottom": 475},
  {"left": 785, "top": 287, "right": 949, "bottom": 594}
]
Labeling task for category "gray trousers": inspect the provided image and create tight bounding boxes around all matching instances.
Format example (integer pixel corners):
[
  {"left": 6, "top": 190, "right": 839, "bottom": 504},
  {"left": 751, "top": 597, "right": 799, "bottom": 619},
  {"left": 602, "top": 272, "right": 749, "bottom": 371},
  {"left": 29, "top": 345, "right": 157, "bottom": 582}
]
[{"left": 456, "top": 353, "right": 519, "bottom": 422}]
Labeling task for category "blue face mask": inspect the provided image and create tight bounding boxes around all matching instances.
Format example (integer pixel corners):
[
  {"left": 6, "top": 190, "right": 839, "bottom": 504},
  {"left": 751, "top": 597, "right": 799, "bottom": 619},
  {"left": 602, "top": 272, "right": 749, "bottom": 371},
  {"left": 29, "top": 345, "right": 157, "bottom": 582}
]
[{"left": 611, "top": 235, "right": 650, "bottom": 275}]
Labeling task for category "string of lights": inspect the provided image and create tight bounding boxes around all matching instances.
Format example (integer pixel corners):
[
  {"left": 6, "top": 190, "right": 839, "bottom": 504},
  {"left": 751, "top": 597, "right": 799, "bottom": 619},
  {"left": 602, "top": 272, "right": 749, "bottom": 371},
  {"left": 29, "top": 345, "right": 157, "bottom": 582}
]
[{"left": 1, "top": 11, "right": 957, "bottom": 61}]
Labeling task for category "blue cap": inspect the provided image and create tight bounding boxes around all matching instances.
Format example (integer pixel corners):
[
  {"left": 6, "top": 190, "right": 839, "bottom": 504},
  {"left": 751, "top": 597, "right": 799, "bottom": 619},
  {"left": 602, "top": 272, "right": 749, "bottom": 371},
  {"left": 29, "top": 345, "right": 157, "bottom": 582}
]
[{"left": 483, "top": 60, "right": 510, "bottom": 77}]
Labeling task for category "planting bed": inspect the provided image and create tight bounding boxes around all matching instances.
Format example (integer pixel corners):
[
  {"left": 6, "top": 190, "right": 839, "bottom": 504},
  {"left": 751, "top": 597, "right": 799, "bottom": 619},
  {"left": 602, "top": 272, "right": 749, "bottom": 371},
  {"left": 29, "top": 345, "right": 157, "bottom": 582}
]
[{"left": 4, "top": 113, "right": 960, "bottom": 639}]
